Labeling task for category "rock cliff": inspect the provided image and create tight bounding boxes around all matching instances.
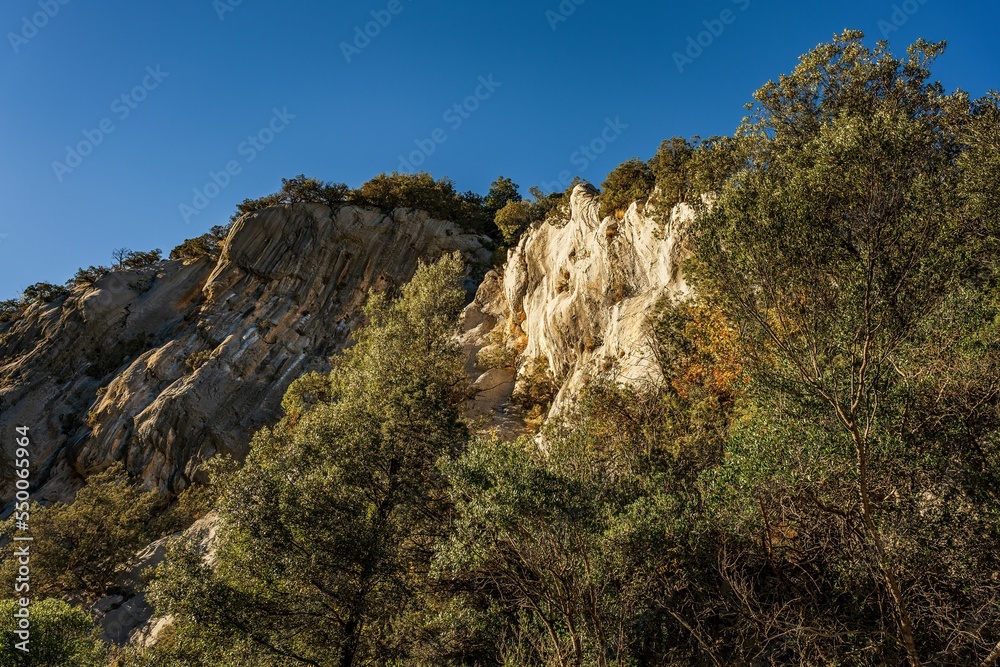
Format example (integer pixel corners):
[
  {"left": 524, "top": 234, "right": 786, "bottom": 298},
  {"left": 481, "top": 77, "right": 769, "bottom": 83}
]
[
  {"left": 1, "top": 185, "right": 695, "bottom": 649},
  {"left": 462, "top": 184, "right": 692, "bottom": 423},
  {"left": 0, "top": 204, "right": 491, "bottom": 504}
]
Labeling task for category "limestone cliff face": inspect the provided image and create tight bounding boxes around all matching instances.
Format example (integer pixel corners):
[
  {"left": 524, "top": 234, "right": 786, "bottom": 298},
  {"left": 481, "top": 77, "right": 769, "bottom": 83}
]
[
  {"left": 463, "top": 184, "right": 692, "bottom": 422},
  {"left": 0, "top": 204, "right": 491, "bottom": 503}
]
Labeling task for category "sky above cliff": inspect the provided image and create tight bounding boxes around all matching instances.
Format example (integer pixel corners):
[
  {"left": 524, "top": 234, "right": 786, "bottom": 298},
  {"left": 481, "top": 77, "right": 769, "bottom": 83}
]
[{"left": 1, "top": 0, "right": 998, "bottom": 298}]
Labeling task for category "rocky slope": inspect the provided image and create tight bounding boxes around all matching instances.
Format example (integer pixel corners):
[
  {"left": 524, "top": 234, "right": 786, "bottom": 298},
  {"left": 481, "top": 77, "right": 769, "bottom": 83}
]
[
  {"left": 462, "top": 183, "right": 692, "bottom": 423},
  {"left": 0, "top": 203, "right": 491, "bottom": 504},
  {"left": 1, "top": 185, "right": 693, "bottom": 648}
]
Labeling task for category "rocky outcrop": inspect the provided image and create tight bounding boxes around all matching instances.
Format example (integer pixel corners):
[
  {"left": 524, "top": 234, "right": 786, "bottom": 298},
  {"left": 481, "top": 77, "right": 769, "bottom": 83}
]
[
  {"left": 0, "top": 204, "right": 491, "bottom": 504},
  {"left": 94, "top": 511, "right": 220, "bottom": 647},
  {"left": 462, "top": 184, "right": 692, "bottom": 423}
]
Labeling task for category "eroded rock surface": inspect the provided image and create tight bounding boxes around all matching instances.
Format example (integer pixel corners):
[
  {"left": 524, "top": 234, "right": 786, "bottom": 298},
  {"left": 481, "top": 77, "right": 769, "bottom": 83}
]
[
  {"left": 0, "top": 204, "right": 490, "bottom": 503},
  {"left": 462, "top": 184, "right": 692, "bottom": 423}
]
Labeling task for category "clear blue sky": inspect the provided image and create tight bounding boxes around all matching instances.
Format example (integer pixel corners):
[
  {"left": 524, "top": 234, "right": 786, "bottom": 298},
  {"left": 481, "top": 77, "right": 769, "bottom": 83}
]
[{"left": 1, "top": 0, "right": 997, "bottom": 298}]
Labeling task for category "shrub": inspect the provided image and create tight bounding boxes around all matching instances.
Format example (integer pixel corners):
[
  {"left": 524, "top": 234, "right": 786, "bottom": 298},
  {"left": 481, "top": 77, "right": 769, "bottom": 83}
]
[
  {"left": 71, "top": 265, "right": 111, "bottom": 287},
  {"left": 0, "top": 463, "right": 158, "bottom": 603},
  {"left": 650, "top": 136, "right": 743, "bottom": 209},
  {"left": 0, "top": 299, "right": 21, "bottom": 323},
  {"left": 494, "top": 200, "right": 534, "bottom": 246},
  {"left": 232, "top": 174, "right": 350, "bottom": 222},
  {"left": 170, "top": 224, "right": 231, "bottom": 262},
  {"left": 493, "top": 184, "right": 570, "bottom": 248},
  {"left": 650, "top": 136, "right": 695, "bottom": 205},
  {"left": 122, "top": 248, "right": 163, "bottom": 270},
  {"left": 512, "top": 358, "right": 558, "bottom": 420},
  {"left": 0, "top": 598, "right": 106, "bottom": 666},
  {"left": 22, "top": 282, "right": 68, "bottom": 305},
  {"left": 599, "top": 157, "right": 655, "bottom": 219},
  {"left": 185, "top": 349, "right": 214, "bottom": 372},
  {"left": 484, "top": 176, "right": 523, "bottom": 215}
]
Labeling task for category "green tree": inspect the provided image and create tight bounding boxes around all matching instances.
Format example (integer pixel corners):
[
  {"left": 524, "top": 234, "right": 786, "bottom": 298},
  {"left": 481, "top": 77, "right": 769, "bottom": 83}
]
[
  {"left": 0, "top": 598, "right": 106, "bottom": 667},
  {"left": 650, "top": 136, "right": 694, "bottom": 205},
  {"left": 232, "top": 175, "right": 349, "bottom": 222},
  {"left": 599, "top": 157, "right": 654, "bottom": 219},
  {"left": 20, "top": 283, "right": 68, "bottom": 306},
  {"left": 493, "top": 200, "right": 534, "bottom": 246},
  {"left": 149, "top": 254, "right": 472, "bottom": 667},
  {"left": 484, "top": 176, "right": 522, "bottom": 215},
  {"left": 690, "top": 31, "right": 1000, "bottom": 665},
  {"left": 1, "top": 464, "right": 158, "bottom": 604},
  {"left": 169, "top": 224, "right": 231, "bottom": 262}
]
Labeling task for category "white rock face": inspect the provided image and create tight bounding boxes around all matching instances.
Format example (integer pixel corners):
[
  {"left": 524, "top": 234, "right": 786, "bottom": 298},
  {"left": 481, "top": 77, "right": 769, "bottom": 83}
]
[{"left": 464, "top": 183, "right": 692, "bottom": 421}]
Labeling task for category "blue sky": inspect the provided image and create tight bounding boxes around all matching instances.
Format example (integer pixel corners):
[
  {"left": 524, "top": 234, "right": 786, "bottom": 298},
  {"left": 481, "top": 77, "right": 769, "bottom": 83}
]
[{"left": 1, "top": 0, "right": 997, "bottom": 298}]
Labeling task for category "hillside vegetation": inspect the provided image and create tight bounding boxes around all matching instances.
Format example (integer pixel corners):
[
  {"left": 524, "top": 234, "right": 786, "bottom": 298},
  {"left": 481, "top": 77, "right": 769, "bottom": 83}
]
[{"left": 2, "top": 31, "right": 999, "bottom": 667}]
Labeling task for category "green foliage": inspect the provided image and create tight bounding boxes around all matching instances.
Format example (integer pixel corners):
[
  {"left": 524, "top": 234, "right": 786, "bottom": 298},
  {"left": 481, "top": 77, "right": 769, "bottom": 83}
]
[
  {"left": 0, "top": 299, "right": 21, "bottom": 323},
  {"left": 599, "top": 157, "right": 654, "bottom": 219},
  {"left": 1, "top": 464, "right": 158, "bottom": 603},
  {"left": 185, "top": 349, "right": 214, "bottom": 372},
  {"left": 0, "top": 598, "right": 106, "bottom": 667},
  {"left": 650, "top": 135, "right": 742, "bottom": 209},
  {"left": 169, "top": 225, "right": 231, "bottom": 262},
  {"left": 493, "top": 185, "right": 569, "bottom": 249},
  {"left": 511, "top": 358, "right": 558, "bottom": 424},
  {"left": 148, "top": 254, "right": 472, "bottom": 666},
  {"left": 351, "top": 171, "right": 494, "bottom": 233},
  {"left": 230, "top": 172, "right": 524, "bottom": 238},
  {"left": 493, "top": 200, "right": 535, "bottom": 246},
  {"left": 21, "top": 282, "right": 68, "bottom": 305},
  {"left": 232, "top": 174, "right": 350, "bottom": 222},
  {"left": 650, "top": 136, "right": 694, "bottom": 205},
  {"left": 687, "top": 30, "right": 1000, "bottom": 664},
  {"left": 70, "top": 265, "right": 112, "bottom": 288},
  {"left": 109, "top": 620, "right": 279, "bottom": 667},
  {"left": 484, "top": 176, "right": 522, "bottom": 215},
  {"left": 63, "top": 32, "right": 1000, "bottom": 667}
]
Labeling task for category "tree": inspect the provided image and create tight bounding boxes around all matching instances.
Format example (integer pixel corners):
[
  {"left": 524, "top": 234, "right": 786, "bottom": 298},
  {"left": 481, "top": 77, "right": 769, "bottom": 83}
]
[
  {"left": 20, "top": 282, "right": 68, "bottom": 305},
  {"left": 0, "top": 598, "right": 106, "bottom": 666},
  {"left": 150, "top": 254, "right": 472, "bottom": 666},
  {"left": 494, "top": 200, "right": 534, "bottom": 246},
  {"left": 1, "top": 464, "right": 158, "bottom": 604},
  {"left": 484, "top": 176, "right": 522, "bottom": 215},
  {"left": 70, "top": 265, "right": 111, "bottom": 288},
  {"left": 169, "top": 224, "right": 231, "bottom": 262},
  {"left": 121, "top": 249, "right": 163, "bottom": 270},
  {"left": 650, "top": 136, "right": 694, "bottom": 205},
  {"left": 232, "top": 175, "right": 349, "bottom": 222},
  {"left": 689, "top": 31, "right": 1000, "bottom": 665},
  {"left": 599, "top": 157, "right": 654, "bottom": 219}
]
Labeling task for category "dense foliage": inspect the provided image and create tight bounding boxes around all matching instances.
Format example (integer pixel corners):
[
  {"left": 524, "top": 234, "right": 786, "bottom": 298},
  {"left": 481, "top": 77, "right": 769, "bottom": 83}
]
[
  {"left": 0, "top": 598, "right": 106, "bottom": 666},
  {"left": 599, "top": 157, "right": 655, "bottom": 219},
  {"left": 0, "top": 464, "right": 158, "bottom": 604},
  {"left": 227, "top": 173, "right": 528, "bottom": 239}
]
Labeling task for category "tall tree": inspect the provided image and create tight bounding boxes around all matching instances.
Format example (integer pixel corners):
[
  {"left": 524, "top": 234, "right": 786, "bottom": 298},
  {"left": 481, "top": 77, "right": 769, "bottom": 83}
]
[
  {"left": 150, "top": 254, "right": 471, "bottom": 667},
  {"left": 690, "top": 31, "right": 1000, "bottom": 665}
]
